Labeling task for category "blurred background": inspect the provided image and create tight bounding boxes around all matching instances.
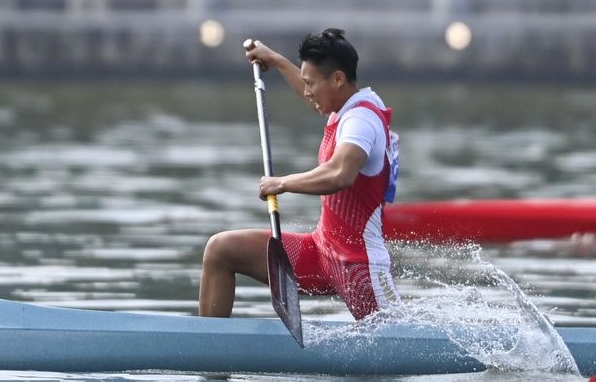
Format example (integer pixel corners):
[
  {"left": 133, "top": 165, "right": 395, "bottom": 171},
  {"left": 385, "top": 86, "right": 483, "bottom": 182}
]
[{"left": 1, "top": 0, "right": 595, "bottom": 81}]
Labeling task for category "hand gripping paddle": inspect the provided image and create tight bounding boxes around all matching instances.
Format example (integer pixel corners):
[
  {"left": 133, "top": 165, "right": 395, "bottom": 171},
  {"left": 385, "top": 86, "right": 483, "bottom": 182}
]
[{"left": 243, "top": 39, "right": 303, "bottom": 347}]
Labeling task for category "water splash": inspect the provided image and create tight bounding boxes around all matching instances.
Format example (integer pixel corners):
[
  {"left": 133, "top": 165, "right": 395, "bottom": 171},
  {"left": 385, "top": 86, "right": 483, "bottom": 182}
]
[
  {"left": 483, "top": 263, "right": 579, "bottom": 374},
  {"left": 388, "top": 240, "right": 580, "bottom": 376}
]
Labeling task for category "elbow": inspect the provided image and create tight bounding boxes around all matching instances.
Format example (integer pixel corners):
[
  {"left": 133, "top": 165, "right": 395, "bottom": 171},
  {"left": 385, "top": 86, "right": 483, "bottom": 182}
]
[{"left": 329, "top": 171, "right": 357, "bottom": 192}]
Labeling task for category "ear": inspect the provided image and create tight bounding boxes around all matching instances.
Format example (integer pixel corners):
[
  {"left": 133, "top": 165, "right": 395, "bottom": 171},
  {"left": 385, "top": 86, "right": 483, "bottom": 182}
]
[{"left": 333, "top": 70, "right": 346, "bottom": 88}]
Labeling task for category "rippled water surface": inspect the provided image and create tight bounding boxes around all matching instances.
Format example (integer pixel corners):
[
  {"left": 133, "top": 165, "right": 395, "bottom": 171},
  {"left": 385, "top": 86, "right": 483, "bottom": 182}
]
[{"left": 0, "top": 81, "right": 595, "bottom": 381}]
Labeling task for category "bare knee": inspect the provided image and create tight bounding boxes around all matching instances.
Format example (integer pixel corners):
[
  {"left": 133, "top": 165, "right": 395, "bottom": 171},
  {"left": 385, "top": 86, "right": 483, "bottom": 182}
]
[
  {"left": 201, "top": 229, "right": 269, "bottom": 283},
  {"left": 202, "top": 232, "right": 233, "bottom": 271}
]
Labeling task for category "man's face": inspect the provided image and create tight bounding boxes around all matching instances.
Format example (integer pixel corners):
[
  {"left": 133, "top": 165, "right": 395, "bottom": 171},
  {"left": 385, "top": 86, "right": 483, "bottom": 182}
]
[{"left": 300, "top": 61, "right": 340, "bottom": 116}]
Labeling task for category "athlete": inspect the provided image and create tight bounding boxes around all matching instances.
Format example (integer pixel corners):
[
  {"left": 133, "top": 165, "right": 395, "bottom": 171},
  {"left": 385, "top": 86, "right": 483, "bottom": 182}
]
[{"left": 199, "top": 28, "right": 401, "bottom": 320}]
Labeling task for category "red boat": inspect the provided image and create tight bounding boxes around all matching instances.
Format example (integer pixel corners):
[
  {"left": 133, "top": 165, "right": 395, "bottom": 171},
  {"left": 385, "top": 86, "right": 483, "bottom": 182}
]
[{"left": 383, "top": 198, "right": 596, "bottom": 244}]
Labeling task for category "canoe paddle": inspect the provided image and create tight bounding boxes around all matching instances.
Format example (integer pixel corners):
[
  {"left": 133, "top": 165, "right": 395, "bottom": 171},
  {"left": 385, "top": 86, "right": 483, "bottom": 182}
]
[{"left": 243, "top": 39, "right": 303, "bottom": 348}]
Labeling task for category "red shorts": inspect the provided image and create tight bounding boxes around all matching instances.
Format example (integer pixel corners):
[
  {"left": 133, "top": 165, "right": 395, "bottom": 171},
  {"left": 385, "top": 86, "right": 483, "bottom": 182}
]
[{"left": 280, "top": 231, "right": 380, "bottom": 320}]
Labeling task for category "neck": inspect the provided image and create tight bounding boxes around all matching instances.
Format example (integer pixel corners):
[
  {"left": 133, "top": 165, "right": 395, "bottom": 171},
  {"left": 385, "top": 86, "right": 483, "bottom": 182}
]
[{"left": 336, "top": 84, "right": 359, "bottom": 111}]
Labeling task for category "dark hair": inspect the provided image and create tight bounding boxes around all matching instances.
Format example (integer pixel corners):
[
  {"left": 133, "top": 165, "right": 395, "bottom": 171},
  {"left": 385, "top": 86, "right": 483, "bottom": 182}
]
[{"left": 298, "top": 28, "right": 358, "bottom": 83}]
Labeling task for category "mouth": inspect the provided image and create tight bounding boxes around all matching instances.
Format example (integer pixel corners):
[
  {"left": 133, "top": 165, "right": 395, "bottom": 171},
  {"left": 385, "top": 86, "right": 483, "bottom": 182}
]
[{"left": 308, "top": 98, "right": 323, "bottom": 114}]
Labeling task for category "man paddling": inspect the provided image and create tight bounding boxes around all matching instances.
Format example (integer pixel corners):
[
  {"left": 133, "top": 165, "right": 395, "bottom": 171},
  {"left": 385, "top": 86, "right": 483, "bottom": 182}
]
[{"left": 199, "top": 28, "right": 401, "bottom": 320}]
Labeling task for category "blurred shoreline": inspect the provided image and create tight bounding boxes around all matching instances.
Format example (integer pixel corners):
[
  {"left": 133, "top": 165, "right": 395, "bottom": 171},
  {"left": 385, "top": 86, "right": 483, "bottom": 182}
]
[{"left": 1, "top": 0, "right": 595, "bottom": 83}]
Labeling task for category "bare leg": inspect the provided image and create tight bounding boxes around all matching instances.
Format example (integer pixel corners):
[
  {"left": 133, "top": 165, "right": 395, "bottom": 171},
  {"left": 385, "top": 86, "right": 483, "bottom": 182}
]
[{"left": 199, "top": 229, "right": 269, "bottom": 317}]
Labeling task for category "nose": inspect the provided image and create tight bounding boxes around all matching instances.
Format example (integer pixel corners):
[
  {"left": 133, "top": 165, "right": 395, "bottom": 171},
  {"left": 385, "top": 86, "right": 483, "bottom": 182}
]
[{"left": 303, "top": 87, "right": 312, "bottom": 99}]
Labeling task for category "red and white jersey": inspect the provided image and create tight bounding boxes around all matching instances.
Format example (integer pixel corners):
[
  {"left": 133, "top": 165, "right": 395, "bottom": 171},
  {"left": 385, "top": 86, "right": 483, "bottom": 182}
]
[{"left": 312, "top": 88, "right": 391, "bottom": 265}]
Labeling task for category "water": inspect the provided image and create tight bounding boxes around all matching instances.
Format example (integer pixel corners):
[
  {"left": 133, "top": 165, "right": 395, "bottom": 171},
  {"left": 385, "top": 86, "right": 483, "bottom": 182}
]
[{"left": 0, "top": 80, "right": 595, "bottom": 381}]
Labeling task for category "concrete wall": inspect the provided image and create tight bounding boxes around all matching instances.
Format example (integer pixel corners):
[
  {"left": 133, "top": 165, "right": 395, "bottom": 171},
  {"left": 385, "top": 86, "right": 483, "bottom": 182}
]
[{"left": 1, "top": 0, "right": 595, "bottom": 81}]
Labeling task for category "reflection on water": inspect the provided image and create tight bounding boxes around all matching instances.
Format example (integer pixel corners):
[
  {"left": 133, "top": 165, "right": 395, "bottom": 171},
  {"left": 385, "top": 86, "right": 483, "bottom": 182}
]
[{"left": 0, "top": 81, "right": 595, "bottom": 381}]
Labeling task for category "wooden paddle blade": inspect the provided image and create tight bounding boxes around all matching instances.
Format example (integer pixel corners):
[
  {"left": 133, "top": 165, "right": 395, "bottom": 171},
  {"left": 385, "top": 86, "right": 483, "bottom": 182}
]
[{"left": 267, "top": 237, "right": 303, "bottom": 347}]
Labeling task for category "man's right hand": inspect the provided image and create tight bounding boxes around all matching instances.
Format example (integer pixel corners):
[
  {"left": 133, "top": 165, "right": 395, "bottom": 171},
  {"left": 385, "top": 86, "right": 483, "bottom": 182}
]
[{"left": 244, "top": 39, "right": 277, "bottom": 72}]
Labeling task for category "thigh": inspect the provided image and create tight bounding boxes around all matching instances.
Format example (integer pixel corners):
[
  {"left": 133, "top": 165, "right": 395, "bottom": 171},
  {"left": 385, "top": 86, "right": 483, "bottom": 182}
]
[
  {"left": 320, "top": 257, "right": 379, "bottom": 320},
  {"left": 324, "top": 259, "right": 401, "bottom": 320},
  {"left": 281, "top": 232, "right": 335, "bottom": 295}
]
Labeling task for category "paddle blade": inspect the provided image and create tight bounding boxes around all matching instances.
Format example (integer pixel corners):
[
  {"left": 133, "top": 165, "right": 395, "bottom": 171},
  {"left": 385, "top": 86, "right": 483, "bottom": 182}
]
[{"left": 267, "top": 237, "right": 303, "bottom": 347}]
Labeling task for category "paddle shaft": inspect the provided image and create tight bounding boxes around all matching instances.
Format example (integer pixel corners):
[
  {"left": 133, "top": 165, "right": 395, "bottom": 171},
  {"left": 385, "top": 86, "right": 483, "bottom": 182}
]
[{"left": 250, "top": 61, "right": 282, "bottom": 240}]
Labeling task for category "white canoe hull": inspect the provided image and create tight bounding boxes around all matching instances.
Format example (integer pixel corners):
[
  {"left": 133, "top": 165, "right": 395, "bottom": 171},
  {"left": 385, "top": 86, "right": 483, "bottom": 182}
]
[{"left": 0, "top": 299, "right": 594, "bottom": 376}]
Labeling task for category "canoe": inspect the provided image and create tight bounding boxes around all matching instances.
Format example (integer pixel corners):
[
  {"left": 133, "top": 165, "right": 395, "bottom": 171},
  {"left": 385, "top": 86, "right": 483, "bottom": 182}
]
[
  {"left": 0, "top": 299, "right": 595, "bottom": 376},
  {"left": 383, "top": 198, "right": 596, "bottom": 243}
]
